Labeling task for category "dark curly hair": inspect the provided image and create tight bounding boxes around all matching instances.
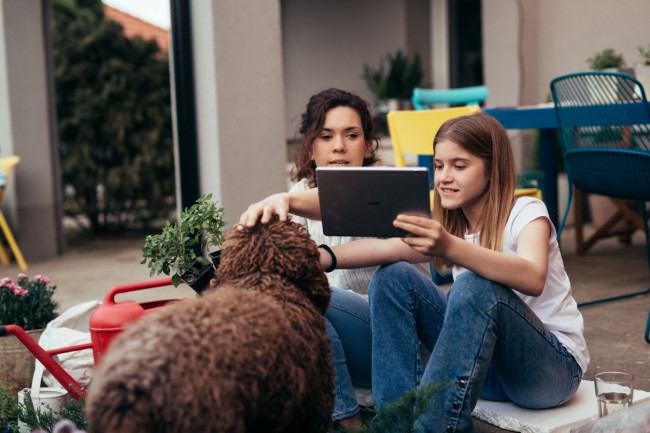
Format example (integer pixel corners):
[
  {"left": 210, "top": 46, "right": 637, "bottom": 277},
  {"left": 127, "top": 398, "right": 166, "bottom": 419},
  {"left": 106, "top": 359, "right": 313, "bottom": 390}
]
[{"left": 292, "top": 88, "right": 380, "bottom": 187}]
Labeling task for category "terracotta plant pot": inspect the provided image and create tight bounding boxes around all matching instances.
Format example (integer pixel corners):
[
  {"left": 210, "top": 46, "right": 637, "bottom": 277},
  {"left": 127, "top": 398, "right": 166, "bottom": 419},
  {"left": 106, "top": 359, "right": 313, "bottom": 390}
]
[{"left": 0, "top": 329, "right": 43, "bottom": 395}]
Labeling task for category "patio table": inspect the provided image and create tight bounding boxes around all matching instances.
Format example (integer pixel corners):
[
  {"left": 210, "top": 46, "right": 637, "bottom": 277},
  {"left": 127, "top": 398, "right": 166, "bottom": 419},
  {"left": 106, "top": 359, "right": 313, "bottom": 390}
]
[{"left": 483, "top": 105, "right": 560, "bottom": 228}]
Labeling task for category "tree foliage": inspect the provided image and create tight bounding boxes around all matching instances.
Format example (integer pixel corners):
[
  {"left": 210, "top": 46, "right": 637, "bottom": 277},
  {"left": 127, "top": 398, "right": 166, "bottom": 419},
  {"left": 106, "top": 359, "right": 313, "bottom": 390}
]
[{"left": 51, "top": 0, "right": 175, "bottom": 234}]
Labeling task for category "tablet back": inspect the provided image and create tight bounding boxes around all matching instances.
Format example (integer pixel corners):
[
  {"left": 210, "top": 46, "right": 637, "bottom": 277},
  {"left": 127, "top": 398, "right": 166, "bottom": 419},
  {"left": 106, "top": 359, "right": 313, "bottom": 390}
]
[{"left": 316, "top": 167, "right": 431, "bottom": 238}]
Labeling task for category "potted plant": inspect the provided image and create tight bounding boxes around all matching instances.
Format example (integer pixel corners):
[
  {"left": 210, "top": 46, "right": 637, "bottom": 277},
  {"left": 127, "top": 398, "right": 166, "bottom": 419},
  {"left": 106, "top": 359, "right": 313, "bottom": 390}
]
[
  {"left": 587, "top": 48, "right": 626, "bottom": 71},
  {"left": 0, "top": 274, "right": 59, "bottom": 395},
  {"left": 362, "top": 50, "right": 423, "bottom": 134},
  {"left": 585, "top": 48, "right": 636, "bottom": 104},
  {"left": 140, "top": 194, "right": 227, "bottom": 293},
  {"left": 1, "top": 384, "right": 87, "bottom": 433},
  {"left": 587, "top": 48, "right": 635, "bottom": 76}
]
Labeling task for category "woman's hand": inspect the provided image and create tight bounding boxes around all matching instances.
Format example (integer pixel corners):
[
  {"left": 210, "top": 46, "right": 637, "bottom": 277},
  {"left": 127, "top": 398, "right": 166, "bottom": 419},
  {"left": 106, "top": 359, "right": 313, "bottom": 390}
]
[
  {"left": 239, "top": 193, "right": 290, "bottom": 227},
  {"left": 239, "top": 189, "right": 322, "bottom": 228},
  {"left": 393, "top": 214, "right": 451, "bottom": 257}
]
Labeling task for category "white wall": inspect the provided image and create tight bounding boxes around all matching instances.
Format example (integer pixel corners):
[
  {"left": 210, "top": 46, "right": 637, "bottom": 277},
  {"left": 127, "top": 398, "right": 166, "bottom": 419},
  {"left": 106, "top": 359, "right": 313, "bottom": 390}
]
[
  {"left": 0, "top": 0, "right": 63, "bottom": 259},
  {"left": 484, "top": 0, "right": 650, "bottom": 106},
  {"left": 482, "top": 0, "right": 527, "bottom": 107},
  {"left": 534, "top": 0, "right": 650, "bottom": 103},
  {"left": 281, "top": 0, "right": 430, "bottom": 138},
  {"left": 190, "top": 0, "right": 287, "bottom": 225}
]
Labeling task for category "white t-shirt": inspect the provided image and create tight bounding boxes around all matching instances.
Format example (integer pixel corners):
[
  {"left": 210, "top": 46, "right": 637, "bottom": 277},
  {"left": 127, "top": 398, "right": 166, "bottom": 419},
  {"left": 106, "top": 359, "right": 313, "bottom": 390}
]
[
  {"left": 289, "top": 178, "right": 431, "bottom": 295},
  {"left": 452, "top": 196, "right": 589, "bottom": 373}
]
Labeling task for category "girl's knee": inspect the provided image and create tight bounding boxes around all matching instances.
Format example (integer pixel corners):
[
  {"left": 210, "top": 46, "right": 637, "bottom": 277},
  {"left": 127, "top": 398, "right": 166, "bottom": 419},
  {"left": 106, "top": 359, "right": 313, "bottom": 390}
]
[
  {"left": 368, "top": 262, "right": 412, "bottom": 294},
  {"left": 448, "top": 271, "right": 500, "bottom": 308},
  {"left": 373, "top": 261, "right": 413, "bottom": 279}
]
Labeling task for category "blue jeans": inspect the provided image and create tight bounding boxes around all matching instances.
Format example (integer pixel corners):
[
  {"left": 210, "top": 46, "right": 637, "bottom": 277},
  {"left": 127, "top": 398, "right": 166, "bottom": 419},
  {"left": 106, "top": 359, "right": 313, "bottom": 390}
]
[
  {"left": 368, "top": 262, "right": 582, "bottom": 433},
  {"left": 325, "top": 286, "right": 372, "bottom": 421}
]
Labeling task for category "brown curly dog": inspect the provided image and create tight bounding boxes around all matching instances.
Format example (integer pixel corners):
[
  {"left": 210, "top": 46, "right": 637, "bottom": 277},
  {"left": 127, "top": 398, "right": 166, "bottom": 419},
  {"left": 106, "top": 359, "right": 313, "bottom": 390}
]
[{"left": 86, "top": 217, "right": 333, "bottom": 433}]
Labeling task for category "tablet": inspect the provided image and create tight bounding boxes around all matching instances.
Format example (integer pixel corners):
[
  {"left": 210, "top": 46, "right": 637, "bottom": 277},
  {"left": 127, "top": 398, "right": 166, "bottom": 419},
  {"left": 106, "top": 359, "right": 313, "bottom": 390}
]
[{"left": 316, "top": 166, "right": 431, "bottom": 238}]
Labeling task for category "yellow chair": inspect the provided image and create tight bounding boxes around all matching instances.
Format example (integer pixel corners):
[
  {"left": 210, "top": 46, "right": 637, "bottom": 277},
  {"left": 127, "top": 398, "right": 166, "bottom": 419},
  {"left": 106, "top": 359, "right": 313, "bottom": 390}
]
[
  {"left": 387, "top": 106, "right": 481, "bottom": 169},
  {"left": 387, "top": 107, "right": 542, "bottom": 200},
  {"left": 0, "top": 156, "right": 28, "bottom": 271}
]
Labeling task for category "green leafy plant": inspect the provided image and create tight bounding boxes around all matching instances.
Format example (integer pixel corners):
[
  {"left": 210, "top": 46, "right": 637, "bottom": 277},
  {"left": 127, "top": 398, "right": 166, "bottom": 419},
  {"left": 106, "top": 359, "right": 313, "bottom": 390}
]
[
  {"left": 140, "top": 194, "right": 227, "bottom": 287},
  {"left": 58, "top": 397, "right": 87, "bottom": 431},
  {"left": 587, "top": 48, "right": 625, "bottom": 70},
  {"left": 362, "top": 50, "right": 423, "bottom": 101},
  {"left": 19, "top": 398, "right": 57, "bottom": 433},
  {"left": 356, "top": 382, "right": 447, "bottom": 433},
  {"left": 18, "top": 396, "right": 87, "bottom": 433},
  {"left": 638, "top": 44, "right": 650, "bottom": 65},
  {"left": 0, "top": 386, "right": 20, "bottom": 433},
  {"left": 52, "top": 0, "right": 175, "bottom": 235},
  {"left": 0, "top": 274, "right": 58, "bottom": 330}
]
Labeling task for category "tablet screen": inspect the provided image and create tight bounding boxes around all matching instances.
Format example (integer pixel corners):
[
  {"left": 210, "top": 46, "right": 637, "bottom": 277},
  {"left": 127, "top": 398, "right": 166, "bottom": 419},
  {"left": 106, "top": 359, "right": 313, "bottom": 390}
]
[{"left": 316, "top": 167, "right": 431, "bottom": 238}]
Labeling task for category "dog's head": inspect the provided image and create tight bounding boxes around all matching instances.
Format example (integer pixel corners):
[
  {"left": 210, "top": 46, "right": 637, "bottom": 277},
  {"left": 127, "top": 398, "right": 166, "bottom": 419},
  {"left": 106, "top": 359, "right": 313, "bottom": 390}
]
[{"left": 214, "top": 217, "right": 330, "bottom": 314}]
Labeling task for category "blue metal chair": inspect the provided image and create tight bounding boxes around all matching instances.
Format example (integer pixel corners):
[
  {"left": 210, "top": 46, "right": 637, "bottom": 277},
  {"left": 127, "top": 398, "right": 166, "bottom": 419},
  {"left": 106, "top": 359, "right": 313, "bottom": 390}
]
[
  {"left": 410, "top": 85, "right": 489, "bottom": 177},
  {"left": 550, "top": 71, "right": 650, "bottom": 342},
  {"left": 411, "top": 85, "right": 489, "bottom": 110}
]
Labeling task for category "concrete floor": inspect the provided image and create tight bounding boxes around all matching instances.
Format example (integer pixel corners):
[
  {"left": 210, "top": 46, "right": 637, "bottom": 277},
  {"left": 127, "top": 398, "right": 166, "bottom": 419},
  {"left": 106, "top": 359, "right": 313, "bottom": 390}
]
[{"left": 561, "top": 229, "right": 650, "bottom": 392}]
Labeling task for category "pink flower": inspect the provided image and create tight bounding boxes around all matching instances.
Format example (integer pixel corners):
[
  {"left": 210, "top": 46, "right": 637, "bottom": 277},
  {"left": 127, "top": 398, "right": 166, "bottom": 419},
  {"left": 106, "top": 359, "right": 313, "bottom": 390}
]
[
  {"left": 17, "top": 273, "right": 27, "bottom": 279},
  {"left": 10, "top": 283, "right": 27, "bottom": 296},
  {"left": 0, "top": 277, "right": 12, "bottom": 286},
  {"left": 35, "top": 275, "right": 51, "bottom": 284},
  {"left": 13, "top": 288, "right": 28, "bottom": 296}
]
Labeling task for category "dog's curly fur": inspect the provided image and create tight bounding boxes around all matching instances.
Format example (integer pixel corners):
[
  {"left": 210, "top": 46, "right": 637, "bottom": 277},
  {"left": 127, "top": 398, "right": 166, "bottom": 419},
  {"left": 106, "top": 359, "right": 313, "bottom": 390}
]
[{"left": 86, "top": 218, "right": 333, "bottom": 433}]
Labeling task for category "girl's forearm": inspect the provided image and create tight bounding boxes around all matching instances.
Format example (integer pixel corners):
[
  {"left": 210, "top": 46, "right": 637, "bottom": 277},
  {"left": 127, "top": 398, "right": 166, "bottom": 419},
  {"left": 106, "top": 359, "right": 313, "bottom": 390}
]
[{"left": 442, "top": 235, "right": 547, "bottom": 296}]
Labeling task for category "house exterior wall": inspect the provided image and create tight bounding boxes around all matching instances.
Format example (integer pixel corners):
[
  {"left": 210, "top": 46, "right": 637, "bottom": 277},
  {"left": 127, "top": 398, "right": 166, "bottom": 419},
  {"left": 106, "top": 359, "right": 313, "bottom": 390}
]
[
  {"left": 0, "top": 0, "right": 63, "bottom": 260},
  {"left": 484, "top": 0, "right": 650, "bottom": 107},
  {"left": 281, "top": 0, "right": 431, "bottom": 138},
  {"left": 190, "top": 0, "right": 287, "bottom": 226}
]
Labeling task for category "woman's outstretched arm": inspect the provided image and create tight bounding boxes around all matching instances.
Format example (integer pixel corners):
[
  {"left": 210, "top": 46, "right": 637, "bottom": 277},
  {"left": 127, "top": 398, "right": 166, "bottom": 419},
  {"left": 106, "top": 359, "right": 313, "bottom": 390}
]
[
  {"left": 319, "top": 237, "right": 431, "bottom": 271},
  {"left": 239, "top": 188, "right": 321, "bottom": 227}
]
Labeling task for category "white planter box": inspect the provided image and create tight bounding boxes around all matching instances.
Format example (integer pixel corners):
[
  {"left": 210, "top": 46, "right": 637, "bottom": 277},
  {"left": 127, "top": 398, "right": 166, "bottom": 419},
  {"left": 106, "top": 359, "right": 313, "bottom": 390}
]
[{"left": 634, "top": 64, "right": 650, "bottom": 96}]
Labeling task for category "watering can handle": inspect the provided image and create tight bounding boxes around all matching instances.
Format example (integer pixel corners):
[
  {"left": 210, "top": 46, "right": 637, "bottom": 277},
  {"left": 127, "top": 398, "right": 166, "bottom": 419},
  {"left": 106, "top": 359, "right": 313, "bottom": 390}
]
[
  {"left": 103, "top": 277, "right": 174, "bottom": 306},
  {"left": 31, "top": 361, "right": 45, "bottom": 398}
]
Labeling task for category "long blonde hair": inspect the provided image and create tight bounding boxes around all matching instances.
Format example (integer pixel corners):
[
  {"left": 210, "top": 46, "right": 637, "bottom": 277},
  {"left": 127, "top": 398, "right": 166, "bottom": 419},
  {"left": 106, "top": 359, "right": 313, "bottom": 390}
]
[{"left": 432, "top": 112, "right": 516, "bottom": 272}]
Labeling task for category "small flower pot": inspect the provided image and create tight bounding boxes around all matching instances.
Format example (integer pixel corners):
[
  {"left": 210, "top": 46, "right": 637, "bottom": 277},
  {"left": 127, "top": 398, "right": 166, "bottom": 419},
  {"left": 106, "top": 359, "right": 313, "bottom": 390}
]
[
  {"left": 209, "top": 249, "right": 221, "bottom": 270},
  {"left": 181, "top": 259, "right": 215, "bottom": 295}
]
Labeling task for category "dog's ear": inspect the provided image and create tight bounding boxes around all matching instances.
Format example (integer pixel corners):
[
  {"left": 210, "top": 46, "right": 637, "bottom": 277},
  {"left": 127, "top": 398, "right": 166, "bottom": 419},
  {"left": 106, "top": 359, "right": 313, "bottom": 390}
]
[{"left": 216, "top": 217, "right": 331, "bottom": 313}]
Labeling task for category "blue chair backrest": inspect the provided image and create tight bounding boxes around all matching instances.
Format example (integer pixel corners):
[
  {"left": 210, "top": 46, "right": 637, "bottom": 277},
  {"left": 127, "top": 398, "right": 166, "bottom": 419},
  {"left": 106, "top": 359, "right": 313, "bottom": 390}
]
[
  {"left": 550, "top": 71, "right": 650, "bottom": 202},
  {"left": 412, "top": 85, "right": 489, "bottom": 110}
]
